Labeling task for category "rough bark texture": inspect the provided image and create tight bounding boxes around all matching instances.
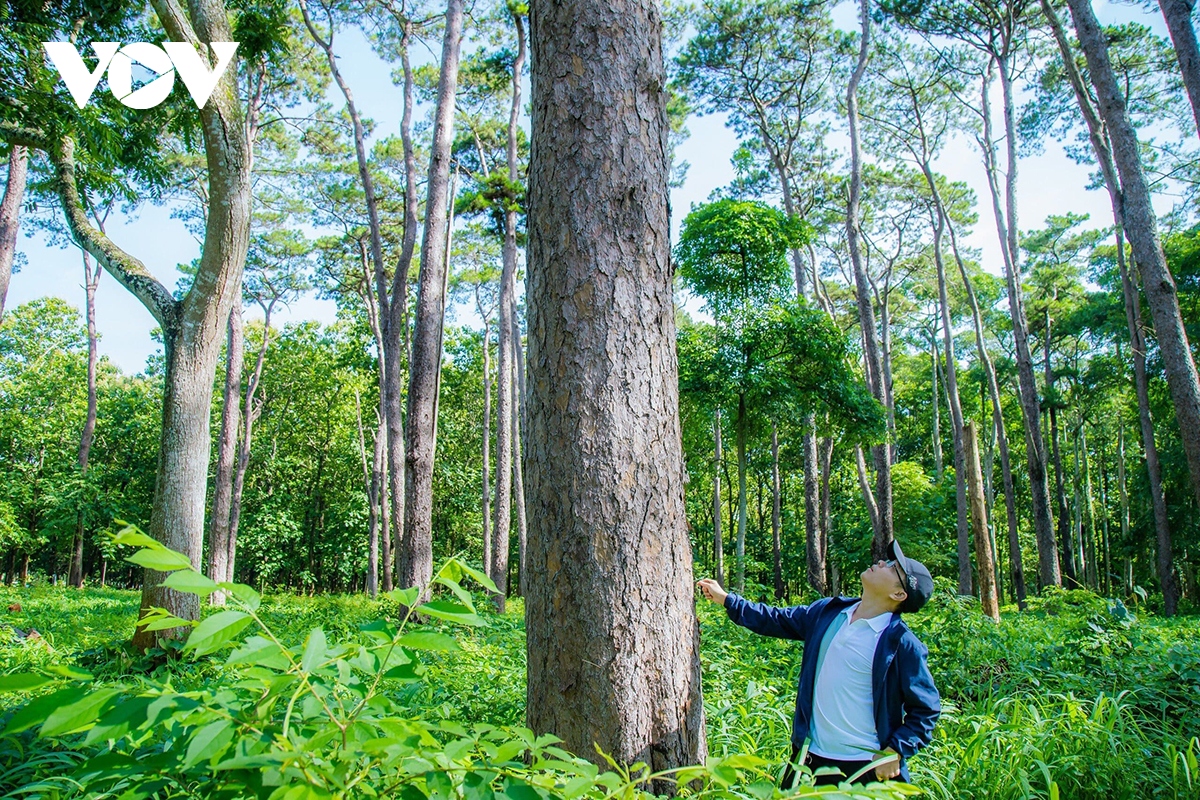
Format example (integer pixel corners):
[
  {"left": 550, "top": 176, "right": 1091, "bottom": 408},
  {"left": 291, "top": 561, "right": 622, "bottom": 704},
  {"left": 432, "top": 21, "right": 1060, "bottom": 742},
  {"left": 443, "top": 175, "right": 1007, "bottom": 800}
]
[
  {"left": 512, "top": 304, "right": 529, "bottom": 596},
  {"left": 525, "top": 0, "right": 706, "bottom": 779},
  {"left": 401, "top": 0, "right": 465, "bottom": 594},
  {"left": 208, "top": 305, "right": 243, "bottom": 594},
  {"left": 965, "top": 421, "right": 1000, "bottom": 621},
  {"left": 980, "top": 65, "right": 1060, "bottom": 588},
  {"left": 1068, "top": 0, "right": 1200, "bottom": 512},
  {"left": 847, "top": 0, "right": 892, "bottom": 558},
  {"left": 480, "top": 315, "right": 493, "bottom": 580},
  {"left": 0, "top": 146, "right": 28, "bottom": 323},
  {"left": 1158, "top": 0, "right": 1200, "bottom": 139},
  {"left": 713, "top": 409, "right": 724, "bottom": 588}
]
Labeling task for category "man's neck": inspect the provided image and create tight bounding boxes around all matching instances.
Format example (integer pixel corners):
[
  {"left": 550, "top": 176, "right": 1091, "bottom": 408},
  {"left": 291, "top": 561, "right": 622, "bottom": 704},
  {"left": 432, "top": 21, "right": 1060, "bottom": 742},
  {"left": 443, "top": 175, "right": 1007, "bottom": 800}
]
[{"left": 851, "top": 595, "right": 897, "bottom": 623}]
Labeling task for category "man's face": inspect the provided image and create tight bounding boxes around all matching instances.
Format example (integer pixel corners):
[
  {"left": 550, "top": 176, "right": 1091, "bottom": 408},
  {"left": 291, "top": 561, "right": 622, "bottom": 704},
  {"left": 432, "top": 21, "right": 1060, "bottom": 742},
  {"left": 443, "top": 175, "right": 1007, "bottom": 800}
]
[{"left": 861, "top": 559, "right": 907, "bottom": 599}]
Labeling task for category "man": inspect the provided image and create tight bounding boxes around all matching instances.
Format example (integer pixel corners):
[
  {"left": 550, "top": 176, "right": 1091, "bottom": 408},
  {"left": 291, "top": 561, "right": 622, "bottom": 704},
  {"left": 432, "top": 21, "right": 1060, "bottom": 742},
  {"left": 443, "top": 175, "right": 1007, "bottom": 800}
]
[{"left": 697, "top": 539, "right": 940, "bottom": 787}]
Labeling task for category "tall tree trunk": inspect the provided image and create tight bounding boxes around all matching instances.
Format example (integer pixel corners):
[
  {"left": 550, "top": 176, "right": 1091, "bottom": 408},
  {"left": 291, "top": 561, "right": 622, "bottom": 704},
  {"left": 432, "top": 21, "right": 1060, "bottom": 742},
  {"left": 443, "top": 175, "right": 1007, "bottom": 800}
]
[
  {"left": 735, "top": 395, "right": 748, "bottom": 593},
  {"left": 1081, "top": 426, "right": 1098, "bottom": 588},
  {"left": 512, "top": 305, "right": 529, "bottom": 597},
  {"left": 1046, "top": 324, "right": 1078, "bottom": 587},
  {"left": 980, "top": 64, "right": 1060, "bottom": 588},
  {"left": 355, "top": 390, "right": 380, "bottom": 597},
  {"left": 1067, "top": 0, "right": 1200, "bottom": 513},
  {"left": 402, "top": 0, "right": 465, "bottom": 594},
  {"left": 945, "top": 216, "right": 1026, "bottom": 607},
  {"left": 1042, "top": 0, "right": 1177, "bottom": 612},
  {"left": 0, "top": 146, "right": 28, "bottom": 323},
  {"left": 71, "top": 249, "right": 101, "bottom": 588},
  {"left": 713, "top": 409, "right": 725, "bottom": 588},
  {"left": 208, "top": 306, "right": 242, "bottom": 594},
  {"left": 771, "top": 421, "right": 783, "bottom": 599},
  {"left": 820, "top": 436, "right": 834, "bottom": 592},
  {"left": 1157, "top": 0, "right": 1200, "bottom": 139},
  {"left": 481, "top": 317, "right": 493, "bottom": 579},
  {"left": 846, "top": 0, "right": 891, "bottom": 558},
  {"left": 525, "top": 0, "right": 706, "bottom": 778},
  {"left": 930, "top": 334, "right": 943, "bottom": 481},
  {"left": 965, "top": 421, "right": 1000, "bottom": 621}
]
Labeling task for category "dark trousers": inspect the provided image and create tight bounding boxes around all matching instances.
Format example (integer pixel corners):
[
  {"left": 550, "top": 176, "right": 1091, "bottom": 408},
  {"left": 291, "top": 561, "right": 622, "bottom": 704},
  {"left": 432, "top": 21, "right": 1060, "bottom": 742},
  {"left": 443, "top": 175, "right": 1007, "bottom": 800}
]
[{"left": 779, "top": 745, "right": 881, "bottom": 788}]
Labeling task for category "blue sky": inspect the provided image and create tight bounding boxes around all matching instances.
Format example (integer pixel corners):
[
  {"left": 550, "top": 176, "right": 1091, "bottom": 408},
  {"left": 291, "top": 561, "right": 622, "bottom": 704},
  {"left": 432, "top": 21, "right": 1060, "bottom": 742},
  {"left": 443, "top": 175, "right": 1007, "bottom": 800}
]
[{"left": 7, "top": 0, "right": 1179, "bottom": 374}]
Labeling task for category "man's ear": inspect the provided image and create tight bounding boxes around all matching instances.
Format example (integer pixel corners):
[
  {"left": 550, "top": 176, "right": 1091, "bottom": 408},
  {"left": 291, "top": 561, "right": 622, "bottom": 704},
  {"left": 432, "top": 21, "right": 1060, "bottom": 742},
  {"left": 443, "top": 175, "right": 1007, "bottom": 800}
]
[{"left": 889, "top": 589, "right": 908, "bottom": 605}]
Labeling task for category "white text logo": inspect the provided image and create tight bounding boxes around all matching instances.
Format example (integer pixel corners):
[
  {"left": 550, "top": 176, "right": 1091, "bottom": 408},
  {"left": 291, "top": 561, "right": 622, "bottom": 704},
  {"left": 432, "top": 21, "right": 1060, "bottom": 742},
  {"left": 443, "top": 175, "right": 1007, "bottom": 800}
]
[{"left": 42, "top": 42, "right": 239, "bottom": 110}]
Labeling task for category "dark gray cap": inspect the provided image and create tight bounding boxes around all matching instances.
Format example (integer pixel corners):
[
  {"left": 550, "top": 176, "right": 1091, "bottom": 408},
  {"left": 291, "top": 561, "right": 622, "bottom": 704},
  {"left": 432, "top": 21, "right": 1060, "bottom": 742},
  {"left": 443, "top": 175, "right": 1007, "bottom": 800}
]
[{"left": 889, "top": 539, "right": 934, "bottom": 613}]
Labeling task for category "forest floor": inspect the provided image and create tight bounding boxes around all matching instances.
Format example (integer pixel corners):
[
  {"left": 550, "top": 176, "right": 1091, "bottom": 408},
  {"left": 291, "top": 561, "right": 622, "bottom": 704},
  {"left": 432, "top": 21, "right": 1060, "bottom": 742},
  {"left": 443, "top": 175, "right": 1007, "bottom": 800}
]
[{"left": 0, "top": 580, "right": 1197, "bottom": 799}]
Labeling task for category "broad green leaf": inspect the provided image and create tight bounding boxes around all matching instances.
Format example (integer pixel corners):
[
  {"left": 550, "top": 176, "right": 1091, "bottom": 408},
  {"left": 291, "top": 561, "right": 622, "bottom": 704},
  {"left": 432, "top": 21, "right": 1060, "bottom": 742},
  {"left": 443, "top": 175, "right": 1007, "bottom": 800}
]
[
  {"left": 141, "top": 614, "right": 196, "bottom": 632},
  {"left": 182, "top": 719, "right": 235, "bottom": 769},
  {"left": 462, "top": 771, "right": 496, "bottom": 800},
  {"left": 301, "top": 628, "right": 327, "bottom": 672},
  {"left": 44, "top": 665, "right": 93, "bottom": 681},
  {"left": 227, "top": 635, "right": 290, "bottom": 670},
  {"left": 83, "top": 696, "right": 153, "bottom": 745},
  {"left": 434, "top": 575, "right": 478, "bottom": 611},
  {"left": 160, "top": 570, "right": 218, "bottom": 597},
  {"left": 221, "top": 582, "right": 261, "bottom": 612},
  {"left": 499, "top": 776, "right": 543, "bottom": 800},
  {"left": 456, "top": 560, "right": 500, "bottom": 594},
  {"left": 385, "top": 586, "right": 420, "bottom": 608},
  {"left": 396, "top": 631, "right": 460, "bottom": 652},
  {"left": 40, "top": 688, "right": 120, "bottom": 738},
  {"left": 185, "top": 610, "right": 253, "bottom": 656},
  {"left": 418, "top": 601, "right": 486, "bottom": 627},
  {"left": 0, "top": 673, "right": 53, "bottom": 692},
  {"left": 109, "top": 527, "right": 160, "bottom": 549},
  {"left": 126, "top": 548, "right": 194, "bottom": 572},
  {"left": 492, "top": 740, "right": 527, "bottom": 763},
  {"left": 425, "top": 770, "right": 455, "bottom": 800},
  {"left": 561, "top": 776, "right": 594, "bottom": 799}
]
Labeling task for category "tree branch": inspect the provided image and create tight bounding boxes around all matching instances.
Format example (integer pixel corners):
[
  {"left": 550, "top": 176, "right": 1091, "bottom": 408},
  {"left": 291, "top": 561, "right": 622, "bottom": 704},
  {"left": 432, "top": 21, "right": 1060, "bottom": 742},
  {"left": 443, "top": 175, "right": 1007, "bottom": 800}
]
[{"left": 50, "top": 135, "right": 178, "bottom": 328}]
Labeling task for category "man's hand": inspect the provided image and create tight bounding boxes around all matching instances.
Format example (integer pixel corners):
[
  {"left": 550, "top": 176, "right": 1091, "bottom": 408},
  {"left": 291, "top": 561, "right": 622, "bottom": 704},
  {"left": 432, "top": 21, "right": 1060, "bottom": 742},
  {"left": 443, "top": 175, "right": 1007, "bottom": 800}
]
[
  {"left": 873, "top": 748, "right": 900, "bottom": 781},
  {"left": 696, "top": 578, "right": 727, "bottom": 606}
]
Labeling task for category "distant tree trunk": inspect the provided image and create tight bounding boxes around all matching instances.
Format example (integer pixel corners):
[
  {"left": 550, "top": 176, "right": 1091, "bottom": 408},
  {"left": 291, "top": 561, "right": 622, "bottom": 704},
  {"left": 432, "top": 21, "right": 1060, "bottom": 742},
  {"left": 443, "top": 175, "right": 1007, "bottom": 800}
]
[
  {"left": 525, "top": 0, "right": 706, "bottom": 778},
  {"left": 481, "top": 317, "right": 493, "bottom": 579},
  {"left": 1046, "top": 324, "right": 1078, "bottom": 587},
  {"left": 930, "top": 334, "right": 942, "bottom": 482},
  {"left": 965, "top": 421, "right": 1000, "bottom": 621},
  {"left": 945, "top": 216, "right": 1026, "bottom": 608},
  {"left": 803, "top": 421, "right": 824, "bottom": 594},
  {"left": 402, "top": 0, "right": 465, "bottom": 594},
  {"left": 1157, "top": 0, "right": 1200, "bottom": 139},
  {"left": 855, "top": 444, "right": 881, "bottom": 537},
  {"left": 71, "top": 248, "right": 101, "bottom": 589},
  {"left": 980, "top": 63, "right": 1060, "bottom": 588},
  {"left": 1067, "top": 0, "right": 1200, "bottom": 513},
  {"left": 713, "top": 409, "right": 725, "bottom": 588},
  {"left": 355, "top": 390, "right": 380, "bottom": 597},
  {"left": 0, "top": 145, "right": 28, "bottom": 323},
  {"left": 772, "top": 421, "right": 783, "bottom": 599},
  {"left": 512, "top": 306, "right": 529, "bottom": 597},
  {"left": 846, "top": 0, "right": 891, "bottom": 558},
  {"left": 735, "top": 395, "right": 748, "bottom": 593},
  {"left": 820, "top": 436, "right": 834, "bottom": 591},
  {"left": 208, "top": 306, "right": 242, "bottom": 594},
  {"left": 1081, "top": 426, "right": 1098, "bottom": 589},
  {"left": 1042, "top": 0, "right": 1177, "bottom": 612}
]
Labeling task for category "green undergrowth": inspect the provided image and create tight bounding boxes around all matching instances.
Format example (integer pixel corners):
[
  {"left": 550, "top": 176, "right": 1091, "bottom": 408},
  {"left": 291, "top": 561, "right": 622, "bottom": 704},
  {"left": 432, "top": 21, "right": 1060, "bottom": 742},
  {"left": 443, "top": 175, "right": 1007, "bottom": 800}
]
[{"left": 0, "top": 550, "right": 1197, "bottom": 800}]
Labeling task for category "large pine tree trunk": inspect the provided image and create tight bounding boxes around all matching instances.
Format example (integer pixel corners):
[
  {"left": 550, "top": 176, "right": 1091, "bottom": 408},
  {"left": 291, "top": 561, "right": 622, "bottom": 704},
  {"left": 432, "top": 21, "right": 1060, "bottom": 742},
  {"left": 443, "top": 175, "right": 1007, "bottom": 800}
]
[
  {"left": 965, "top": 421, "right": 1000, "bottom": 621},
  {"left": 1067, "top": 0, "right": 1200, "bottom": 513},
  {"left": 401, "top": 0, "right": 465, "bottom": 593},
  {"left": 1157, "top": 0, "right": 1200, "bottom": 139},
  {"left": 525, "top": 0, "right": 706, "bottom": 779},
  {"left": 0, "top": 146, "right": 27, "bottom": 323},
  {"left": 980, "top": 64, "right": 1060, "bottom": 588}
]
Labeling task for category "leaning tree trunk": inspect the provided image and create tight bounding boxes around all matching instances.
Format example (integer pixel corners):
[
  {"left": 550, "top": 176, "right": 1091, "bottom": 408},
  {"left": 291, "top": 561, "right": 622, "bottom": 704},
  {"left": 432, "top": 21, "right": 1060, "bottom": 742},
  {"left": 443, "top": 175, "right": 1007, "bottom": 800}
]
[
  {"left": 1067, "top": 0, "right": 1200, "bottom": 513},
  {"left": 402, "top": 0, "right": 465, "bottom": 594},
  {"left": 1157, "top": 0, "right": 1200, "bottom": 140},
  {"left": 70, "top": 249, "right": 101, "bottom": 588},
  {"left": 981, "top": 63, "right": 1060, "bottom": 588},
  {"left": 208, "top": 305, "right": 242, "bottom": 592},
  {"left": 847, "top": 0, "right": 891, "bottom": 557},
  {"left": 525, "top": 0, "right": 706, "bottom": 781},
  {"left": 0, "top": 146, "right": 28, "bottom": 323}
]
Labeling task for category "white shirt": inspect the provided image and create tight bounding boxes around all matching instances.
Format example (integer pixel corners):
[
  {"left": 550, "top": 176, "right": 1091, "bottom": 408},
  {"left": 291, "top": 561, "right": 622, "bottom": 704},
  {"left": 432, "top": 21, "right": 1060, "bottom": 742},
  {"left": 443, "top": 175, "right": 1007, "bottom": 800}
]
[{"left": 809, "top": 602, "right": 891, "bottom": 760}]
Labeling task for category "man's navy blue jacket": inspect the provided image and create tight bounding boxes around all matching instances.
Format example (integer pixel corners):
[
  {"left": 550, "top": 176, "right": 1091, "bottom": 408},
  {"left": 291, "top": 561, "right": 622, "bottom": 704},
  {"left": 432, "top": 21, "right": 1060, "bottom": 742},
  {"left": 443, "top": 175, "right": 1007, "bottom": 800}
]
[{"left": 723, "top": 593, "right": 940, "bottom": 780}]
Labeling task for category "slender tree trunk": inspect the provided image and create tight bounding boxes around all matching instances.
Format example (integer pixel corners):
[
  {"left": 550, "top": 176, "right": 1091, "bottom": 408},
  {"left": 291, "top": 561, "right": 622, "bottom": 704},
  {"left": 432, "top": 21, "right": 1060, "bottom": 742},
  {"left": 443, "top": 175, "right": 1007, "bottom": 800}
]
[
  {"left": 481, "top": 318, "right": 493, "bottom": 579},
  {"left": 855, "top": 444, "right": 881, "bottom": 537},
  {"left": 1067, "top": 0, "right": 1200, "bottom": 512},
  {"left": 945, "top": 217, "right": 1026, "bottom": 607},
  {"left": 980, "top": 64, "right": 1059, "bottom": 588},
  {"left": 803, "top": 421, "right": 824, "bottom": 594},
  {"left": 1157, "top": 0, "right": 1200, "bottom": 139},
  {"left": 512, "top": 305, "right": 529, "bottom": 597},
  {"left": 965, "top": 421, "right": 1000, "bottom": 621},
  {"left": 1042, "top": 0, "right": 1177, "bottom": 611},
  {"left": 930, "top": 334, "right": 943, "bottom": 481},
  {"left": 208, "top": 306, "right": 242, "bottom": 596},
  {"left": 735, "top": 395, "right": 748, "bottom": 593},
  {"left": 713, "top": 409, "right": 725, "bottom": 588},
  {"left": 402, "top": 0, "right": 465, "bottom": 594},
  {"left": 846, "top": 0, "right": 891, "bottom": 557},
  {"left": 525, "top": 0, "right": 706, "bottom": 777},
  {"left": 772, "top": 421, "right": 783, "bottom": 599},
  {"left": 227, "top": 306, "right": 274, "bottom": 588},
  {"left": 71, "top": 249, "right": 101, "bottom": 588},
  {"left": 1081, "top": 426, "right": 1098, "bottom": 588},
  {"left": 0, "top": 146, "right": 27, "bottom": 323},
  {"left": 1047, "top": 328, "right": 1078, "bottom": 587},
  {"left": 355, "top": 390, "right": 380, "bottom": 597}
]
